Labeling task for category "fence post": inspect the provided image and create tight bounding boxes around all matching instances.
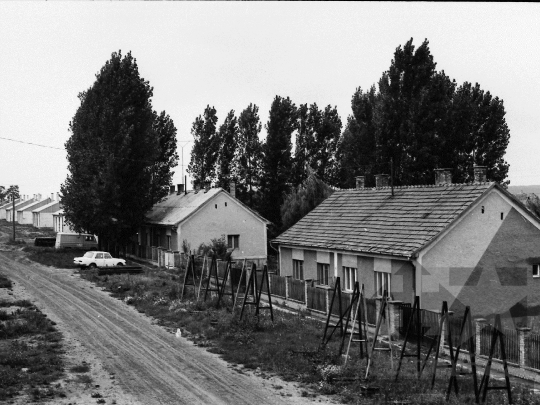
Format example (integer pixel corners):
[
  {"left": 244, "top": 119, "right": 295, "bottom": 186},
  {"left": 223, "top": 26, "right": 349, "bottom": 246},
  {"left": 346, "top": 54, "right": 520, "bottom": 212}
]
[
  {"left": 517, "top": 327, "right": 531, "bottom": 368},
  {"left": 476, "top": 318, "right": 486, "bottom": 356},
  {"left": 304, "top": 279, "right": 312, "bottom": 306},
  {"left": 325, "top": 287, "right": 330, "bottom": 315},
  {"left": 388, "top": 301, "right": 402, "bottom": 337},
  {"left": 285, "top": 276, "right": 291, "bottom": 300}
]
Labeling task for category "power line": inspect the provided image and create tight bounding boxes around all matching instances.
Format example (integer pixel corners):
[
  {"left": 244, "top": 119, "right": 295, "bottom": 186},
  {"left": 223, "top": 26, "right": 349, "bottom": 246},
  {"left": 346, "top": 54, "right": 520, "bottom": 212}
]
[{"left": 0, "top": 136, "right": 65, "bottom": 151}]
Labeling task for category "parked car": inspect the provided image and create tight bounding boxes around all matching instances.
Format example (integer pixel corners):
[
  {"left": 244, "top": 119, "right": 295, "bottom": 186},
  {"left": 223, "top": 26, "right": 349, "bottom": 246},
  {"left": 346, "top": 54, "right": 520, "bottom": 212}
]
[
  {"left": 74, "top": 251, "right": 126, "bottom": 268},
  {"left": 55, "top": 232, "right": 98, "bottom": 250}
]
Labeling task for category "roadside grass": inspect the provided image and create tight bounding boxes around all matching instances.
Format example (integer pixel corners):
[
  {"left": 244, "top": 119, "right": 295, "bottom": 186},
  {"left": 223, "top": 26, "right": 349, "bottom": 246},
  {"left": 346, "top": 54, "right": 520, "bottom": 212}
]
[
  {"left": 77, "top": 267, "right": 538, "bottom": 404},
  {"left": 0, "top": 219, "right": 56, "bottom": 241},
  {"left": 0, "top": 274, "right": 12, "bottom": 289},
  {"left": 0, "top": 274, "right": 65, "bottom": 402},
  {"left": 22, "top": 246, "right": 87, "bottom": 269}
]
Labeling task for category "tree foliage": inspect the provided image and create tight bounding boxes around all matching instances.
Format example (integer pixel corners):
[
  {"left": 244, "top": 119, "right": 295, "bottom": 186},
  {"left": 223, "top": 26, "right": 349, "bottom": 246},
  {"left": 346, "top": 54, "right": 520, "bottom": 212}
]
[
  {"left": 61, "top": 51, "right": 178, "bottom": 247},
  {"left": 336, "top": 38, "right": 510, "bottom": 188},
  {"left": 188, "top": 105, "right": 220, "bottom": 186},
  {"left": 216, "top": 110, "right": 238, "bottom": 190},
  {"left": 281, "top": 170, "right": 334, "bottom": 231},
  {"left": 260, "top": 96, "right": 298, "bottom": 228},
  {"left": 234, "top": 104, "right": 263, "bottom": 207}
]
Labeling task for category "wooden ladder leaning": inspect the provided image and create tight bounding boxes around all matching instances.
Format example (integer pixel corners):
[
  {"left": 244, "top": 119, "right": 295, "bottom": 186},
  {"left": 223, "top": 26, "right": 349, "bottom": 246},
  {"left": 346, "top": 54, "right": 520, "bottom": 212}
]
[
  {"left": 342, "top": 283, "right": 369, "bottom": 365},
  {"left": 239, "top": 263, "right": 274, "bottom": 321},
  {"left": 365, "top": 290, "right": 393, "bottom": 379}
]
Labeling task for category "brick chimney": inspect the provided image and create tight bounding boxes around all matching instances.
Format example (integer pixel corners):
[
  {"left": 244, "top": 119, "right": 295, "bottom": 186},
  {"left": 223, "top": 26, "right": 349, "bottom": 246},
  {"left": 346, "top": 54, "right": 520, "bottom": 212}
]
[
  {"left": 473, "top": 165, "right": 487, "bottom": 183},
  {"left": 169, "top": 185, "right": 175, "bottom": 194},
  {"left": 176, "top": 184, "right": 185, "bottom": 195},
  {"left": 434, "top": 168, "right": 452, "bottom": 185},
  {"left": 375, "top": 174, "right": 389, "bottom": 188},
  {"left": 51, "top": 193, "right": 54, "bottom": 201},
  {"left": 230, "top": 181, "right": 236, "bottom": 198},
  {"left": 355, "top": 176, "right": 365, "bottom": 189}
]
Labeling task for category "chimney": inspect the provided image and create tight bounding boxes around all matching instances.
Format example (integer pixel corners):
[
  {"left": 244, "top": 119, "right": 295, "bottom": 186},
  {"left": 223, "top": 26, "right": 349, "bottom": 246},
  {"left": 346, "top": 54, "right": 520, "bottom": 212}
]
[
  {"left": 473, "top": 165, "right": 487, "bottom": 183},
  {"left": 177, "top": 184, "right": 185, "bottom": 195},
  {"left": 375, "top": 174, "right": 389, "bottom": 188},
  {"left": 434, "top": 168, "right": 452, "bottom": 185},
  {"left": 229, "top": 181, "right": 236, "bottom": 198},
  {"left": 169, "top": 185, "right": 175, "bottom": 194},
  {"left": 355, "top": 176, "right": 365, "bottom": 189},
  {"left": 204, "top": 181, "right": 211, "bottom": 192},
  {"left": 51, "top": 193, "right": 54, "bottom": 201}
]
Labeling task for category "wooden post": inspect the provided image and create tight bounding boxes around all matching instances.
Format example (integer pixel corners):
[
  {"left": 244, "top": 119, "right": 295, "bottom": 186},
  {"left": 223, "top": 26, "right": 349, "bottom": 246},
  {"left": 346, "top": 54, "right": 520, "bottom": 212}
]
[
  {"left": 285, "top": 276, "right": 291, "bottom": 300},
  {"left": 304, "top": 279, "right": 312, "bottom": 307},
  {"left": 388, "top": 300, "right": 403, "bottom": 336}
]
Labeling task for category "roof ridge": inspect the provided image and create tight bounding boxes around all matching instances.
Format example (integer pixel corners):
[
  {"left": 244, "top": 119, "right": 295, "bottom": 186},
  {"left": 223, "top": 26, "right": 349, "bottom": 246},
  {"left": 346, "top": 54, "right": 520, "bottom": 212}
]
[{"left": 340, "top": 182, "right": 495, "bottom": 191}]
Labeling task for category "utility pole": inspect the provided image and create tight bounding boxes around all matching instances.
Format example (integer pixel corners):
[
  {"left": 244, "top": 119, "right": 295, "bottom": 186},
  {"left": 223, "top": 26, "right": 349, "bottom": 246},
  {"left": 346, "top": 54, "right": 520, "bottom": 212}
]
[{"left": 12, "top": 193, "right": 15, "bottom": 241}]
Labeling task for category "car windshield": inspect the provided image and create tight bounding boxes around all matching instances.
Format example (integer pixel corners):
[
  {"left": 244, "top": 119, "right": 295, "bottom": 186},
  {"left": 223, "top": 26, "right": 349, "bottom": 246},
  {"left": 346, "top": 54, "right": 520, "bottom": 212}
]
[{"left": 83, "top": 252, "right": 94, "bottom": 258}]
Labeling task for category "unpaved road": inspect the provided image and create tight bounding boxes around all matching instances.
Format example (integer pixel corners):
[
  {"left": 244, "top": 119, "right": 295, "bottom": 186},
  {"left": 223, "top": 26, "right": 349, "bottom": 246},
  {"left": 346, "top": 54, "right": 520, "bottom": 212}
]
[{"left": 0, "top": 248, "right": 330, "bottom": 405}]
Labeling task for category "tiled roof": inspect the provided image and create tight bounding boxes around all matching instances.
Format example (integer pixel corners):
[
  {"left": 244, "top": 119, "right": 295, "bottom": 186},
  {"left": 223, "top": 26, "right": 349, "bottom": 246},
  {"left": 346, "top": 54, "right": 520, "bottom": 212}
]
[
  {"left": 145, "top": 188, "right": 269, "bottom": 226},
  {"left": 274, "top": 182, "right": 496, "bottom": 258}
]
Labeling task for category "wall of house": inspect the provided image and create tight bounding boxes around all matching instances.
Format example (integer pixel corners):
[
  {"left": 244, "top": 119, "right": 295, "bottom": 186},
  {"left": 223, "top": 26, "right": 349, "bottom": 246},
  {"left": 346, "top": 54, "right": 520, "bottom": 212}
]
[
  {"left": 179, "top": 192, "right": 267, "bottom": 259},
  {"left": 278, "top": 246, "right": 414, "bottom": 301},
  {"left": 419, "top": 190, "right": 540, "bottom": 319},
  {"left": 18, "top": 199, "right": 52, "bottom": 225}
]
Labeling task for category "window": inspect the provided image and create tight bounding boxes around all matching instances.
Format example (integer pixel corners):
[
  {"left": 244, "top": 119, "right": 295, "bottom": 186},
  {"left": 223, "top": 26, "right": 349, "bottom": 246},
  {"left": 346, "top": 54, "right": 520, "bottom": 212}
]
[
  {"left": 293, "top": 259, "right": 304, "bottom": 280},
  {"left": 96, "top": 253, "right": 103, "bottom": 259},
  {"left": 167, "top": 235, "right": 171, "bottom": 251},
  {"left": 227, "top": 235, "right": 239, "bottom": 249},
  {"left": 533, "top": 265, "right": 540, "bottom": 278},
  {"left": 104, "top": 253, "right": 112, "bottom": 259},
  {"left": 343, "top": 266, "right": 357, "bottom": 291},
  {"left": 375, "top": 271, "right": 391, "bottom": 297},
  {"left": 225, "top": 202, "right": 227, "bottom": 207},
  {"left": 317, "top": 263, "right": 329, "bottom": 285}
]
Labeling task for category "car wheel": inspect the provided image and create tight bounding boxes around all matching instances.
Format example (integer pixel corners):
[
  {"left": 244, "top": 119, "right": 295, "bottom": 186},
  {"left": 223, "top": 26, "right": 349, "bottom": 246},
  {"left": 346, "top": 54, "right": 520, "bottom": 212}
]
[
  {"left": 88, "top": 263, "right": 97, "bottom": 268},
  {"left": 116, "top": 262, "right": 124, "bottom": 266}
]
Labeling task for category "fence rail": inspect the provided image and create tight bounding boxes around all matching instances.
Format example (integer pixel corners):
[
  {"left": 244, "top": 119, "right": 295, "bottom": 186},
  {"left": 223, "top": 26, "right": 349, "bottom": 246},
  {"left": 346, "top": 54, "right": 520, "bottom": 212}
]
[
  {"left": 270, "top": 274, "right": 286, "bottom": 297},
  {"left": 307, "top": 286, "right": 327, "bottom": 313},
  {"left": 526, "top": 332, "right": 540, "bottom": 369},
  {"left": 480, "top": 323, "right": 520, "bottom": 364},
  {"left": 288, "top": 278, "right": 305, "bottom": 302}
]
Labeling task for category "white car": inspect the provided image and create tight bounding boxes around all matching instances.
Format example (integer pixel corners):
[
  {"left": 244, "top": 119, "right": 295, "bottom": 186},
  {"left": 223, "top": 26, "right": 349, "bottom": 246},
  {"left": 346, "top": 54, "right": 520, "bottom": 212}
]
[{"left": 74, "top": 251, "right": 126, "bottom": 268}]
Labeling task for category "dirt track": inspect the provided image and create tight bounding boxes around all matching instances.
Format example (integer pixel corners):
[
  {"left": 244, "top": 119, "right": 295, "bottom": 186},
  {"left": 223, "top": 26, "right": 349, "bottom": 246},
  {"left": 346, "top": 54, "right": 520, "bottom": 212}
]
[{"left": 0, "top": 249, "right": 327, "bottom": 405}]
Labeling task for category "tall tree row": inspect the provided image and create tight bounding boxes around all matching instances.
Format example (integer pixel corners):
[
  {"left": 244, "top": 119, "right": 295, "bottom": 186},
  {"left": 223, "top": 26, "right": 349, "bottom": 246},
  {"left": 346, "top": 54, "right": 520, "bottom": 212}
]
[
  {"left": 188, "top": 37, "right": 510, "bottom": 231},
  {"left": 335, "top": 38, "right": 510, "bottom": 188}
]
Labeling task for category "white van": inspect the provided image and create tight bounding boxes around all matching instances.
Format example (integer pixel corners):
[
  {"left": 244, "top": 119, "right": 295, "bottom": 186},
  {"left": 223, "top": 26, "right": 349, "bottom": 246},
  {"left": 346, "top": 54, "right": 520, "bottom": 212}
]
[{"left": 55, "top": 233, "right": 98, "bottom": 250}]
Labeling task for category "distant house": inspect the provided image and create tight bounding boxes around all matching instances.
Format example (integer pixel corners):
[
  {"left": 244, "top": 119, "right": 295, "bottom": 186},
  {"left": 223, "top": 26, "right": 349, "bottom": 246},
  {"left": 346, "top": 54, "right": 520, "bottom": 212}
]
[
  {"left": 0, "top": 199, "right": 19, "bottom": 220},
  {"left": 53, "top": 209, "right": 74, "bottom": 233},
  {"left": 138, "top": 184, "right": 269, "bottom": 262},
  {"left": 33, "top": 199, "right": 61, "bottom": 228},
  {"left": 6, "top": 197, "right": 36, "bottom": 222},
  {"left": 17, "top": 196, "right": 53, "bottom": 225},
  {"left": 273, "top": 167, "right": 540, "bottom": 319}
]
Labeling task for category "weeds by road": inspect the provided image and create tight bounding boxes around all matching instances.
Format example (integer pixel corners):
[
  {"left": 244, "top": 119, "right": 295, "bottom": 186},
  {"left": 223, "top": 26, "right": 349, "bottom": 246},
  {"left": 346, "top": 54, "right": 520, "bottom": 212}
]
[
  {"left": 70, "top": 264, "right": 535, "bottom": 404},
  {"left": 0, "top": 272, "right": 66, "bottom": 402}
]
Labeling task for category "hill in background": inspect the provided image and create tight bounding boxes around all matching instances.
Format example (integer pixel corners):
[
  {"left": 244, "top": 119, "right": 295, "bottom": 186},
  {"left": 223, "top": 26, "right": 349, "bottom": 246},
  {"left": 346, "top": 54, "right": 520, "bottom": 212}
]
[{"left": 507, "top": 185, "right": 540, "bottom": 195}]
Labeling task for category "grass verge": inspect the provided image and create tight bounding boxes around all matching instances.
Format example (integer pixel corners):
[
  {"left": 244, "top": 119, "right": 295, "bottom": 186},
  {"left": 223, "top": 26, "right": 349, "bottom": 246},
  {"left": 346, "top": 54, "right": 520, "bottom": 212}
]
[
  {"left": 22, "top": 246, "right": 87, "bottom": 269},
  {"left": 74, "top": 265, "right": 537, "bottom": 405}
]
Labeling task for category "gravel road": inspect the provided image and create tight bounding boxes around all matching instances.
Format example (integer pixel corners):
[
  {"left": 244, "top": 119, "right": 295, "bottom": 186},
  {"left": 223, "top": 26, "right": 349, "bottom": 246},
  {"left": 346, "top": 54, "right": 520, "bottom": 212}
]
[{"left": 0, "top": 249, "right": 325, "bottom": 405}]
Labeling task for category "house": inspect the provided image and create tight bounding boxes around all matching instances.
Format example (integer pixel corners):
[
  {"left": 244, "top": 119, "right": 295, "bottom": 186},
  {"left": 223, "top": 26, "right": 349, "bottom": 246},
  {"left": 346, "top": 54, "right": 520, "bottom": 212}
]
[
  {"left": 0, "top": 198, "right": 19, "bottom": 220},
  {"left": 53, "top": 209, "right": 74, "bottom": 233},
  {"left": 33, "top": 196, "right": 61, "bottom": 228},
  {"left": 17, "top": 195, "right": 53, "bottom": 225},
  {"left": 273, "top": 166, "right": 540, "bottom": 319},
  {"left": 6, "top": 197, "right": 36, "bottom": 222},
  {"left": 138, "top": 183, "right": 269, "bottom": 262}
]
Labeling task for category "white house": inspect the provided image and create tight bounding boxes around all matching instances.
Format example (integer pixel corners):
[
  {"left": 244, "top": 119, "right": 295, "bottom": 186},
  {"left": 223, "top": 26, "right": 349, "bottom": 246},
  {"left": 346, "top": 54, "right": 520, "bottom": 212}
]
[
  {"left": 17, "top": 196, "right": 53, "bottom": 225},
  {"left": 6, "top": 197, "right": 36, "bottom": 222},
  {"left": 138, "top": 184, "right": 269, "bottom": 262},
  {"left": 33, "top": 200, "right": 61, "bottom": 228}
]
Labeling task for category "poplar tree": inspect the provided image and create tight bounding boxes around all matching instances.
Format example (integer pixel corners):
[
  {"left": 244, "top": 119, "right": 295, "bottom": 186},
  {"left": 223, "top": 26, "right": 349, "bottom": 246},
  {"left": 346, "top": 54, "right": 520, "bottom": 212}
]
[
  {"left": 216, "top": 110, "right": 238, "bottom": 190},
  {"left": 61, "top": 51, "right": 178, "bottom": 250},
  {"left": 188, "top": 106, "right": 220, "bottom": 186}
]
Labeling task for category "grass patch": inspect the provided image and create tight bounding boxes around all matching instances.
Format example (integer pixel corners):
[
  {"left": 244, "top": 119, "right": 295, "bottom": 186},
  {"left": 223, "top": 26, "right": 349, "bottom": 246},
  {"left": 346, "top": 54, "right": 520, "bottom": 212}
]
[
  {"left": 0, "top": 275, "right": 64, "bottom": 402},
  {"left": 0, "top": 219, "right": 56, "bottom": 240},
  {"left": 23, "top": 246, "right": 87, "bottom": 269},
  {"left": 0, "top": 274, "right": 12, "bottom": 290},
  {"left": 74, "top": 374, "right": 93, "bottom": 384},
  {"left": 76, "top": 264, "right": 538, "bottom": 404},
  {"left": 70, "top": 363, "right": 90, "bottom": 373}
]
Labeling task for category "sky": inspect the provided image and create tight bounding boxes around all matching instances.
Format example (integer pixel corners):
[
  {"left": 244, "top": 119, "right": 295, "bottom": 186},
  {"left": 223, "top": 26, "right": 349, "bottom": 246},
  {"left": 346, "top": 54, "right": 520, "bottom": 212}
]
[{"left": 0, "top": 2, "right": 539, "bottom": 199}]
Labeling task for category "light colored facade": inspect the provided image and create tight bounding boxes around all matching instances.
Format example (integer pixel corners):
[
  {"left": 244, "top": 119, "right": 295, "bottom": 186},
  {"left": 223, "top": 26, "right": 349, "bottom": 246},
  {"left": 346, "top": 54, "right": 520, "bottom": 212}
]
[
  {"left": 140, "top": 186, "right": 269, "bottom": 261},
  {"left": 33, "top": 201, "right": 61, "bottom": 228},
  {"left": 53, "top": 210, "right": 75, "bottom": 233},
  {"left": 17, "top": 198, "right": 53, "bottom": 225},
  {"left": 0, "top": 199, "right": 19, "bottom": 220},
  {"left": 6, "top": 198, "right": 36, "bottom": 222},
  {"left": 275, "top": 169, "right": 540, "bottom": 320}
]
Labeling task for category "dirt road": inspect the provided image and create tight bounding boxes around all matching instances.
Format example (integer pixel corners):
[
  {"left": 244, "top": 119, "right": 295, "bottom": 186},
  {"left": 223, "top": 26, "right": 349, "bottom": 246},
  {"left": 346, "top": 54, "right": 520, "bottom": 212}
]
[{"left": 0, "top": 249, "right": 326, "bottom": 405}]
